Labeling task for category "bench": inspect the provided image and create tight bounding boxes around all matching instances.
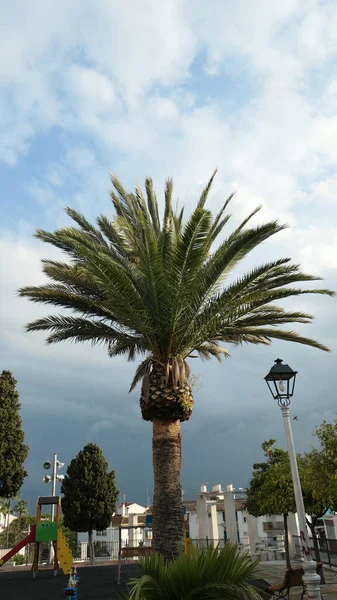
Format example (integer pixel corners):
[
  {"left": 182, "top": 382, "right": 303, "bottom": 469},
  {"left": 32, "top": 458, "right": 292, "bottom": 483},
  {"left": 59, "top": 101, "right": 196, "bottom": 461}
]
[
  {"left": 265, "top": 563, "right": 324, "bottom": 599},
  {"left": 121, "top": 546, "right": 153, "bottom": 560}
]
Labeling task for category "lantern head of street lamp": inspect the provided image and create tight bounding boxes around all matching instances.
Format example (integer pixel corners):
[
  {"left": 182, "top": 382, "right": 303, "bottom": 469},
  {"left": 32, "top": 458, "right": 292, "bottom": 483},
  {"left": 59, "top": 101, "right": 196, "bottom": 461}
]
[
  {"left": 264, "top": 358, "right": 297, "bottom": 407},
  {"left": 56, "top": 461, "right": 65, "bottom": 469},
  {"left": 43, "top": 475, "right": 51, "bottom": 483},
  {"left": 43, "top": 461, "right": 52, "bottom": 470},
  {"left": 56, "top": 474, "right": 65, "bottom": 482}
]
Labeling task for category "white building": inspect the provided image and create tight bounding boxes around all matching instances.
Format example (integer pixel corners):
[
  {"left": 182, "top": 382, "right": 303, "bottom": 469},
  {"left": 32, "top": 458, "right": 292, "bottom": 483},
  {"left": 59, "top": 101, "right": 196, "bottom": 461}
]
[
  {"left": 0, "top": 512, "right": 21, "bottom": 560},
  {"left": 184, "top": 484, "right": 301, "bottom": 560},
  {"left": 0, "top": 512, "right": 17, "bottom": 532}
]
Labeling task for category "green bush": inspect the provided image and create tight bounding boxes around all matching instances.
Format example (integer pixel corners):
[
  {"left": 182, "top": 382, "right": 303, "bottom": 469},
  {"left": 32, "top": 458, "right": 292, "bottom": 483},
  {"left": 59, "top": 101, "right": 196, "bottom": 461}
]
[
  {"left": 127, "top": 544, "right": 262, "bottom": 600},
  {"left": 10, "top": 554, "right": 26, "bottom": 565}
]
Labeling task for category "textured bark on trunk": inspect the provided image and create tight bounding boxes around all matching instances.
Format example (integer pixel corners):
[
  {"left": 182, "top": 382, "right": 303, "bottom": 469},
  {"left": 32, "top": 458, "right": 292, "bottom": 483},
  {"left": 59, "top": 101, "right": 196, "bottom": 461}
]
[
  {"left": 152, "top": 419, "right": 184, "bottom": 559},
  {"left": 283, "top": 513, "right": 291, "bottom": 569},
  {"left": 88, "top": 529, "right": 95, "bottom": 564}
]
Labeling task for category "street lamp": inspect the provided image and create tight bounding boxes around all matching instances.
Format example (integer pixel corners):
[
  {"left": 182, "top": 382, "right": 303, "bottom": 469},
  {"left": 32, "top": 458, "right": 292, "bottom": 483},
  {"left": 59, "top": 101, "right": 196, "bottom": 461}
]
[
  {"left": 42, "top": 455, "right": 65, "bottom": 502},
  {"left": 264, "top": 359, "right": 321, "bottom": 600}
]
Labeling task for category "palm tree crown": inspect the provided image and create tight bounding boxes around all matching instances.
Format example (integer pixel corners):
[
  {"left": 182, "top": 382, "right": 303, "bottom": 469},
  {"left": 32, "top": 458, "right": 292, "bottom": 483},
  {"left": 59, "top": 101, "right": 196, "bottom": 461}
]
[{"left": 20, "top": 172, "right": 333, "bottom": 384}]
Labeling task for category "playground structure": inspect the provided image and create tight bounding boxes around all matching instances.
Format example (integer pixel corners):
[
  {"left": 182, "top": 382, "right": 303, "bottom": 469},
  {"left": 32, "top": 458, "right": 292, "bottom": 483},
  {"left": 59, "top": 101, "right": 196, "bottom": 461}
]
[{"left": 0, "top": 495, "right": 73, "bottom": 576}]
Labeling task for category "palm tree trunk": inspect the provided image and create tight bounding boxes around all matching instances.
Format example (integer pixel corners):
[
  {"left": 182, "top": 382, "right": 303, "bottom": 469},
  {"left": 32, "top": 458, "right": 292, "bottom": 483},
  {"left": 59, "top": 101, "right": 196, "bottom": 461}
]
[
  {"left": 283, "top": 513, "right": 291, "bottom": 569},
  {"left": 152, "top": 419, "right": 184, "bottom": 559}
]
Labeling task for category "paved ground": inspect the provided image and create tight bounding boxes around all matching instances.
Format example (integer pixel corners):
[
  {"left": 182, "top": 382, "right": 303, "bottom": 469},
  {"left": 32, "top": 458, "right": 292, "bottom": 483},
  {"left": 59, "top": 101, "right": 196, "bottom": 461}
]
[
  {"left": 0, "top": 563, "right": 134, "bottom": 600},
  {"left": 1, "top": 559, "right": 335, "bottom": 599},
  {"left": 0, "top": 562, "right": 270, "bottom": 599},
  {"left": 258, "top": 560, "right": 337, "bottom": 598}
]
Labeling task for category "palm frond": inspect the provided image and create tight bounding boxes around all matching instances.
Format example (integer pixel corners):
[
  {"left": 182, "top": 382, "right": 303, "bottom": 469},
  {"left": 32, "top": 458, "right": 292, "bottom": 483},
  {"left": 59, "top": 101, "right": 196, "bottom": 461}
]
[
  {"left": 208, "top": 191, "right": 235, "bottom": 242},
  {"left": 18, "top": 284, "right": 111, "bottom": 318},
  {"left": 64, "top": 207, "right": 109, "bottom": 248},
  {"left": 194, "top": 343, "right": 230, "bottom": 362},
  {"left": 24, "top": 315, "right": 125, "bottom": 345},
  {"left": 129, "top": 357, "right": 153, "bottom": 392},
  {"left": 145, "top": 178, "right": 160, "bottom": 235},
  {"left": 197, "top": 169, "right": 218, "bottom": 209},
  {"left": 108, "top": 336, "right": 149, "bottom": 360}
]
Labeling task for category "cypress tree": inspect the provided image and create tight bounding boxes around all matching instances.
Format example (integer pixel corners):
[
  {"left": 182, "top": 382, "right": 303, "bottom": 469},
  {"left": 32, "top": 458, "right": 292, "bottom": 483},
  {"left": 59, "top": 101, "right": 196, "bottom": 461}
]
[
  {"left": 61, "top": 443, "right": 118, "bottom": 562},
  {"left": 0, "top": 370, "right": 29, "bottom": 498}
]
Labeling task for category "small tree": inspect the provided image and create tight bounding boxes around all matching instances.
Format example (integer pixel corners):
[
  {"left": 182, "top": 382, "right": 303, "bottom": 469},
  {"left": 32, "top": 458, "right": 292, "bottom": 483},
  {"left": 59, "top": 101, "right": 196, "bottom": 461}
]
[
  {"left": 61, "top": 443, "right": 118, "bottom": 562},
  {"left": 300, "top": 418, "right": 337, "bottom": 563},
  {"left": 59, "top": 516, "right": 78, "bottom": 557},
  {"left": 246, "top": 440, "right": 295, "bottom": 568},
  {"left": 0, "top": 371, "right": 29, "bottom": 498}
]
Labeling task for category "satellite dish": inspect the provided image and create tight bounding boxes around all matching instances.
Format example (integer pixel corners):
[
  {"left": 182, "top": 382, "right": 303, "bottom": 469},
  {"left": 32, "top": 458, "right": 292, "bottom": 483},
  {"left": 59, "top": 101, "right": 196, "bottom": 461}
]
[{"left": 43, "top": 461, "right": 51, "bottom": 470}]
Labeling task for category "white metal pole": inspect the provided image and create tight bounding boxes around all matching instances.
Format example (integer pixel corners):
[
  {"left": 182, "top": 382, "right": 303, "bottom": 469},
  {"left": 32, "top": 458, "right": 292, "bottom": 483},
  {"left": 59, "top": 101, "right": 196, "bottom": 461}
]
[
  {"left": 48, "top": 453, "right": 57, "bottom": 565},
  {"left": 281, "top": 406, "right": 321, "bottom": 599},
  {"left": 51, "top": 453, "right": 57, "bottom": 520}
]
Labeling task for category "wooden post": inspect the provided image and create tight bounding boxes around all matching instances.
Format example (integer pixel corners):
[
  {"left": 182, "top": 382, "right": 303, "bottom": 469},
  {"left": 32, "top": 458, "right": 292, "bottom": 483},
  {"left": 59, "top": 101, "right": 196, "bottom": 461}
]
[{"left": 53, "top": 499, "right": 61, "bottom": 574}]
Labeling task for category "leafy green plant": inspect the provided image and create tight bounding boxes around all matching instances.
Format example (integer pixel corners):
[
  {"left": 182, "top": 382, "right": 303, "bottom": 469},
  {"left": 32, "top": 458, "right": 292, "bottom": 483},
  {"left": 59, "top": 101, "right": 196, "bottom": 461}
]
[
  {"left": 10, "top": 554, "right": 26, "bottom": 565},
  {"left": 126, "top": 544, "right": 262, "bottom": 600}
]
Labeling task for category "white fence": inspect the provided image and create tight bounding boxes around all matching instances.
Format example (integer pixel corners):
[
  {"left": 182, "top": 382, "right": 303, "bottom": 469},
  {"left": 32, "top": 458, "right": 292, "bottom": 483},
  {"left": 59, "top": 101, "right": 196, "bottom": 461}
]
[{"left": 76, "top": 539, "right": 152, "bottom": 561}]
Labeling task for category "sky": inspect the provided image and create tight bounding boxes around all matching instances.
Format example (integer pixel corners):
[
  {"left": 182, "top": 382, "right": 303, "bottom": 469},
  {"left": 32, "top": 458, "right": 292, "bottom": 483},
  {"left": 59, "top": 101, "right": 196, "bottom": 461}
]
[{"left": 1, "top": 0, "right": 337, "bottom": 510}]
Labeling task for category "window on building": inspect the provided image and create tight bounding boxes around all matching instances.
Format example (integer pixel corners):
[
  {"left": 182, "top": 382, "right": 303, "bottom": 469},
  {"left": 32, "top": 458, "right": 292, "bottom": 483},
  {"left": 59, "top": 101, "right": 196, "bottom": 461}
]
[
  {"left": 244, "top": 517, "right": 247, "bottom": 523},
  {"left": 96, "top": 530, "right": 107, "bottom": 536}
]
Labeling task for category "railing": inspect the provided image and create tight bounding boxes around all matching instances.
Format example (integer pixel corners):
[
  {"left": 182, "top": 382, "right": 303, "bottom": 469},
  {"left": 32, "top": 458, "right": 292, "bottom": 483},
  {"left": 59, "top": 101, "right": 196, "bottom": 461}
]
[
  {"left": 73, "top": 539, "right": 153, "bottom": 562},
  {"left": 189, "top": 539, "right": 227, "bottom": 549},
  {"left": 293, "top": 535, "right": 337, "bottom": 567}
]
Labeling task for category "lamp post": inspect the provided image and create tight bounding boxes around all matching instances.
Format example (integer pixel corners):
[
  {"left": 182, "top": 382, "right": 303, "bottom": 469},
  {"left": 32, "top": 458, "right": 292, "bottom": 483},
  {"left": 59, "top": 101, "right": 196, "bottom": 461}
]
[
  {"left": 43, "top": 454, "right": 65, "bottom": 565},
  {"left": 264, "top": 359, "right": 321, "bottom": 600}
]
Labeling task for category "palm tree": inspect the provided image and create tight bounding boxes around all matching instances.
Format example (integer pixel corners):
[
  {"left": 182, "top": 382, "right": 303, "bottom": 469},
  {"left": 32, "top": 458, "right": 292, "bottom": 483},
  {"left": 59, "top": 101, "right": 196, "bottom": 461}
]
[
  {"left": 13, "top": 499, "right": 29, "bottom": 518},
  {"left": 19, "top": 173, "right": 333, "bottom": 559}
]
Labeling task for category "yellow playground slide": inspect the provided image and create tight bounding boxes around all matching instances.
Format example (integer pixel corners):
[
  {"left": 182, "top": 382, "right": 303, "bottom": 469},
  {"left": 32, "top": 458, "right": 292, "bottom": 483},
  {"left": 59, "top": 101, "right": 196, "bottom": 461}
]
[{"left": 57, "top": 529, "right": 73, "bottom": 575}]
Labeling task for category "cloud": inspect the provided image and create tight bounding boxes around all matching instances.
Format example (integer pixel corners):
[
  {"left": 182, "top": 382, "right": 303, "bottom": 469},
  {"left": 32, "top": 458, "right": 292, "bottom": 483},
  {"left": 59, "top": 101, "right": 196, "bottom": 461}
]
[{"left": 2, "top": 0, "right": 337, "bottom": 504}]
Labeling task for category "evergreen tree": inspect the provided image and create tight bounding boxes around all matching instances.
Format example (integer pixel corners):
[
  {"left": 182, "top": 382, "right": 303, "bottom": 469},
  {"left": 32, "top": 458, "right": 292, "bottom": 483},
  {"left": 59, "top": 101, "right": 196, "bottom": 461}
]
[
  {"left": 61, "top": 443, "right": 118, "bottom": 562},
  {"left": 0, "top": 371, "right": 29, "bottom": 498}
]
